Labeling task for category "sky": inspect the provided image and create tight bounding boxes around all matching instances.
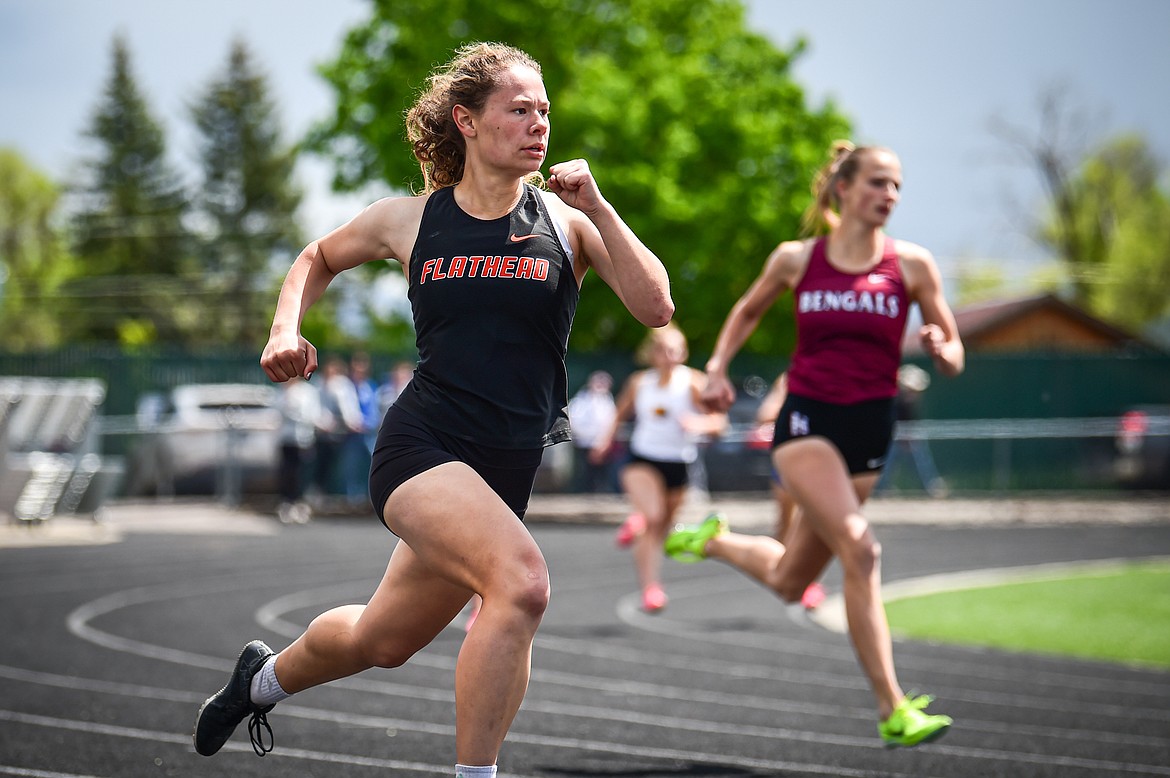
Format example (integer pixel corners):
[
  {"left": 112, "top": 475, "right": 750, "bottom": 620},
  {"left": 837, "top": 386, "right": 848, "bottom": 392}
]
[{"left": 2, "top": 0, "right": 1168, "bottom": 294}]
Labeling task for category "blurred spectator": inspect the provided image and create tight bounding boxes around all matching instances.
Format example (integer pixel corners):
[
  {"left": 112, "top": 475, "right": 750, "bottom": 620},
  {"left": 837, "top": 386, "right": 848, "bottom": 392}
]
[
  {"left": 314, "top": 356, "right": 364, "bottom": 501},
  {"left": 566, "top": 370, "right": 618, "bottom": 493},
  {"left": 875, "top": 364, "right": 948, "bottom": 497},
  {"left": 275, "top": 377, "right": 321, "bottom": 524},
  {"left": 343, "top": 353, "right": 381, "bottom": 508},
  {"left": 376, "top": 360, "right": 417, "bottom": 419},
  {"left": 351, "top": 353, "right": 382, "bottom": 450}
]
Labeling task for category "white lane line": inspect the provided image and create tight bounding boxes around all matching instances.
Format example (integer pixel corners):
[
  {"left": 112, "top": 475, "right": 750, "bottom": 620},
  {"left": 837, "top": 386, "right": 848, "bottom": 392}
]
[
  {"left": 6, "top": 655, "right": 1166, "bottom": 757},
  {"left": 0, "top": 709, "right": 465, "bottom": 776},
  {"left": 0, "top": 766, "right": 106, "bottom": 778},
  {"left": 621, "top": 566, "right": 1170, "bottom": 699},
  {"left": 68, "top": 568, "right": 1170, "bottom": 726},
  {"left": 68, "top": 553, "right": 1168, "bottom": 708},
  {"left": 57, "top": 571, "right": 1170, "bottom": 768},
  {"left": 0, "top": 708, "right": 936, "bottom": 778},
  {"left": 257, "top": 587, "right": 1170, "bottom": 751},
  {"left": 256, "top": 577, "right": 1170, "bottom": 730},
  {"left": 64, "top": 572, "right": 1170, "bottom": 729},
  {"left": 813, "top": 556, "right": 1170, "bottom": 634},
  {"left": 617, "top": 573, "right": 860, "bottom": 659},
  {"left": 5, "top": 696, "right": 1169, "bottom": 778}
]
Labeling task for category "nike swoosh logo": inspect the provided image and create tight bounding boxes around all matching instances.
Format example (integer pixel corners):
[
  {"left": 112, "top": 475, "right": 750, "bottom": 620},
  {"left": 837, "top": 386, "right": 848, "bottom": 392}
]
[
  {"left": 509, "top": 233, "right": 539, "bottom": 242},
  {"left": 867, "top": 273, "right": 886, "bottom": 284}
]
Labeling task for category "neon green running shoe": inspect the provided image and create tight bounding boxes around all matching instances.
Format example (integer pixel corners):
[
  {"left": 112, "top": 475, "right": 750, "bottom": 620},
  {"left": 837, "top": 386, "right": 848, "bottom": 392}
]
[
  {"left": 664, "top": 513, "right": 728, "bottom": 562},
  {"left": 878, "top": 694, "right": 953, "bottom": 748}
]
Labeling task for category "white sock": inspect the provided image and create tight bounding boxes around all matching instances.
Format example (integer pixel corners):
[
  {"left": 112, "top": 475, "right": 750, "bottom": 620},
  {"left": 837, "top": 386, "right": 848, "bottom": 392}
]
[
  {"left": 454, "top": 764, "right": 496, "bottom": 778},
  {"left": 249, "top": 654, "right": 290, "bottom": 706}
]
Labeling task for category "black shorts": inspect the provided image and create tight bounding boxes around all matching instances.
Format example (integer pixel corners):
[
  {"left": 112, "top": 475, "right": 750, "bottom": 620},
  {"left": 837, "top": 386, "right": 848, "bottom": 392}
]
[
  {"left": 771, "top": 393, "right": 896, "bottom": 475},
  {"left": 369, "top": 404, "right": 543, "bottom": 530},
  {"left": 623, "top": 453, "right": 690, "bottom": 489}
]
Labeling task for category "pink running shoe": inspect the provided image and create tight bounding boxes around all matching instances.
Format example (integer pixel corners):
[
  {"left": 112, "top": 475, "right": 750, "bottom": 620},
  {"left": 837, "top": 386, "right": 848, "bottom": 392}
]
[
  {"left": 642, "top": 583, "right": 668, "bottom": 613},
  {"left": 615, "top": 513, "right": 646, "bottom": 548},
  {"left": 801, "top": 582, "right": 826, "bottom": 610}
]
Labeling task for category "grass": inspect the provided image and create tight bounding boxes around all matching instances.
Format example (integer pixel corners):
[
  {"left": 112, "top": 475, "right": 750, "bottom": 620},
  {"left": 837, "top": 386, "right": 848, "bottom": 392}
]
[{"left": 883, "top": 559, "right": 1170, "bottom": 669}]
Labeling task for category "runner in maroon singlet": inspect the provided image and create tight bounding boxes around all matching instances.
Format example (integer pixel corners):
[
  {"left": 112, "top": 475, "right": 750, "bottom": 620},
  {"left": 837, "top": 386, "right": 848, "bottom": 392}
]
[{"left": 666, "top": 141, "right": 965, "bottom": 748}]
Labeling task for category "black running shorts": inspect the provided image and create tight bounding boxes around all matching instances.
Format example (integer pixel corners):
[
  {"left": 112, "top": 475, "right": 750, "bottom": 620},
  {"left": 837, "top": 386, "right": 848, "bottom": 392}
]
[
  {"left": 369, "top": 404, "right": 543, "bottom": 531},
  {"left": 771, "top": 393, "right": 896, "bottom": 475},
  {"left": 623, "top": 453, "right": 690, "bottom": 489}
]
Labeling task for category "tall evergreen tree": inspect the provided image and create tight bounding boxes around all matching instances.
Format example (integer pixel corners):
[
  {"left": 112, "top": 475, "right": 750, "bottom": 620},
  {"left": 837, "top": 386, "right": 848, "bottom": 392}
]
[
  {"left": 190, "top": 39, "right": 304, "bottom": 346},
  {"left": 69, "top": 34, "right": 193, "bottom": 346}
]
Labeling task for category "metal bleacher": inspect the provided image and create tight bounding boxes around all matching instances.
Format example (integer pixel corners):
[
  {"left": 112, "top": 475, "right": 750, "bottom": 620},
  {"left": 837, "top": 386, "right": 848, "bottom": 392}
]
[{"left": 0, "top": 377, "right": 123, "bottom": 524}]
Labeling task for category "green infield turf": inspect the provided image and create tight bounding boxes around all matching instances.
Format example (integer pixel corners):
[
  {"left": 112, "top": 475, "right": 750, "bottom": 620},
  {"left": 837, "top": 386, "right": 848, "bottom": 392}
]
[{"left": 884, "top": 559, "right": 1170, "bottom": 669}]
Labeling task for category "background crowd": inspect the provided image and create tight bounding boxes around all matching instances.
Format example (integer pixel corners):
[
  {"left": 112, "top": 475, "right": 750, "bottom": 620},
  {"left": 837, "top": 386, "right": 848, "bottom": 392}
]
[{"left": 274, "top": 353, "right": 416, "bottom": 523}]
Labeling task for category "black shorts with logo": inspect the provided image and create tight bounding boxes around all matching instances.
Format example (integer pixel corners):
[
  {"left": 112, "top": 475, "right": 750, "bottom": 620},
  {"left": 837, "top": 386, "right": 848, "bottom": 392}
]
[
  {"left": 369, "top": 403, "right": 543, "bottom": 530},
  {"left": 771, "top": 393, "right": 896, "bottom": 475}
]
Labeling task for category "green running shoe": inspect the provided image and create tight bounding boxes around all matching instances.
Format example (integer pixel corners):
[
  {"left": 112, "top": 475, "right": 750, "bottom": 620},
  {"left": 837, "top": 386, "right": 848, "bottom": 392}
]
[
  {"left": 664, "top": 513, "right": 728, "bottom": 562},
  {"left": 878, "top": 694, "right": 952, "bottom": 748}
]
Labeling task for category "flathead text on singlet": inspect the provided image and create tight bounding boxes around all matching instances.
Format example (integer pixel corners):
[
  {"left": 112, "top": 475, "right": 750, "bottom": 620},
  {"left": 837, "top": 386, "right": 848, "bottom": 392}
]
[{"left": 419, "top": 255, "right": 550, "bottom": 282}]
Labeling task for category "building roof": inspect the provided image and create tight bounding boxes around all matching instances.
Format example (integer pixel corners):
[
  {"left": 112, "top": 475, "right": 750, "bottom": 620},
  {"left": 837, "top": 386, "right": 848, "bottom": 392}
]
[{"left": 903, "top": 293, "right": 1162, "bottom": 355}]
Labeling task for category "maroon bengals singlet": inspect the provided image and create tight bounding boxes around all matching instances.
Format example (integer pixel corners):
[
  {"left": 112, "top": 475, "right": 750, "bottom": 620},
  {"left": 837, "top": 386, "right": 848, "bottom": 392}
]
[{"left": 787, "top": 236, "right": 909, "bottom": 405}]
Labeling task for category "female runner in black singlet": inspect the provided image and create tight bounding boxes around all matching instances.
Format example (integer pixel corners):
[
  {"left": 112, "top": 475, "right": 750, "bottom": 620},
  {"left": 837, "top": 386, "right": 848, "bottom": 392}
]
[{"left": 193, "top": 43, "right": 673, "bottom": 778}]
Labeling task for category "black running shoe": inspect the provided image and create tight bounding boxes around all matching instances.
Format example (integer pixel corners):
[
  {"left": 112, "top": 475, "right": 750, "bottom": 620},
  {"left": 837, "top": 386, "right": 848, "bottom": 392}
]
[{"left": 193, "top": 640, "right": 277, "bottom": 757}]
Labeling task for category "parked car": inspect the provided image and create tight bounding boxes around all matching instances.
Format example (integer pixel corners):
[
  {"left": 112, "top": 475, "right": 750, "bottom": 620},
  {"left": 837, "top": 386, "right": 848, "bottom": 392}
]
[
  {"left": 1114, "top": 405, "right": 1170, "bottom": 490},
  {"left": 124, "top": 383, "right": 281, "bottom": 497}
]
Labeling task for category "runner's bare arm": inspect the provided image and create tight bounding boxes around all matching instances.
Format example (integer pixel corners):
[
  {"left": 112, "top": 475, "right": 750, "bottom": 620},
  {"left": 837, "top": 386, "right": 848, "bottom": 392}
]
[
  {"left": 702, "top": 240, "right": 810, "bottom": 409},
  {"left": 544, "top": 161, "right": 673, "bottom": 327},
  {"left": 898, "top": 240, "right": 964, "bottom": 377},
  {"left": 261, "top": 196, "right": 425, "bottom": 382}
]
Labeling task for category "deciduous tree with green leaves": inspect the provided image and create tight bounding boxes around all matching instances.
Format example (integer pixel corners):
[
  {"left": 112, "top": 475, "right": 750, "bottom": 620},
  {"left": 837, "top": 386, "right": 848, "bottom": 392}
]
[
  {"left": 0, "top": 149, "right": 76, "bottom": 350},
  {"left": 306, "top": 0, "right": 849, "bottom": 357},
  {"left": 994, "top": 88, "right": 1170, "bottom": 335},
  {"left": 1044, "top": 136, "right": 1170, "bottom": 333},
  {"left": 189, "top": 39, "right": 305, "bottom": 347},
  {"left": 68, "top": 34, "right": 194, "bottom": 347}
]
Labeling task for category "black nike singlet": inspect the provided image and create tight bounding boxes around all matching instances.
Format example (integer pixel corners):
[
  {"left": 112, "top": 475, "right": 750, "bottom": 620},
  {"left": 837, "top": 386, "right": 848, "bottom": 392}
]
[{"left": 392, "top": 184, "right": 580, "bottom": 448}]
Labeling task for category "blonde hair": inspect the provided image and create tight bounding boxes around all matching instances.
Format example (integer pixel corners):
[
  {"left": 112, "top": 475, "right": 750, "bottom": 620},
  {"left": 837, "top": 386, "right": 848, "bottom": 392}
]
[
  {"left": 635, "top": 323, "right": 689, "bottom": 366},
  {"left": 405, "top": 42, "right": 544, "bottom": 193},
  {"left": 800, "top": 140, "right": 893, "bottom": 236}
]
